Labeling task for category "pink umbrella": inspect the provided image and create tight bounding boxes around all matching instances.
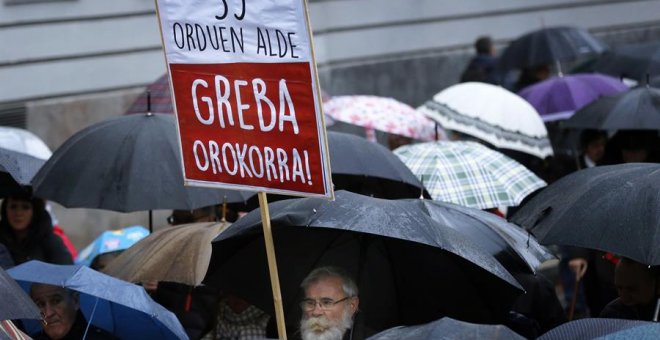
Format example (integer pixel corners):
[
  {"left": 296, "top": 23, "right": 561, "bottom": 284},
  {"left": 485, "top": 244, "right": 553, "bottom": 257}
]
[{"left": 323, "top": 95, "right": 441, "bottom": 142}]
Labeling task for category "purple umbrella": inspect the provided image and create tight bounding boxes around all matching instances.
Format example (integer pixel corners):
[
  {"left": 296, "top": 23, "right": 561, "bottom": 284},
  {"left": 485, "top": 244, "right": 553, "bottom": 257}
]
[{"left": 518, "top": 73, "right": 628, "bottom": 122}]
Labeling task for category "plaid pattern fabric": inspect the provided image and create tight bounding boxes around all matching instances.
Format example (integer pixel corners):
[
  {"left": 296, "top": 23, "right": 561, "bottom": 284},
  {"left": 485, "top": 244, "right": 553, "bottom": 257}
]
[
  {"left": 203, "top": 300, "right": 270, "bottom": 340},
  {"left": 394, "top": 141, "right": 546, "bottom": 209}
]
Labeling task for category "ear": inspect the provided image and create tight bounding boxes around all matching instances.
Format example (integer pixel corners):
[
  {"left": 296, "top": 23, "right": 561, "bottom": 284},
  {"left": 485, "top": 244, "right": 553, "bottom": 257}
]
[
  {"left": 349, "top": 296, "right": 359, "bottom": 315},
  {"left": 71, "top": 292, "right": 80, "bottom": 311}
]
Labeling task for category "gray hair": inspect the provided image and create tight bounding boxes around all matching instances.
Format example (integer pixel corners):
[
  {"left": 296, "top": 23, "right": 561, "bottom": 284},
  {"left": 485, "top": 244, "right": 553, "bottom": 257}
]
[{"left": 301, "top": 266, "right": 358, "bottom": 297}]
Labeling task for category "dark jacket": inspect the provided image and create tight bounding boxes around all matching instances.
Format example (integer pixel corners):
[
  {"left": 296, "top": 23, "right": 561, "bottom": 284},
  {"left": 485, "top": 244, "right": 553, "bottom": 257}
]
[
  {"left": 152, "top": 282, "right": 220, "bottom": 340},
  {"left": 0, "top": 242, "right": 14, "bottom": 269},
  {"left": 32, "top": 311, "right": 117, "bottom": 340},
  {"left": 600, "top": 297, "right": 657, "bottom": 321},
  {"left": 0, "top": 198, "right": 72, "bottom": 265},
  {"left": 460, "top": 54, "right": 500, "bottom": 85}
]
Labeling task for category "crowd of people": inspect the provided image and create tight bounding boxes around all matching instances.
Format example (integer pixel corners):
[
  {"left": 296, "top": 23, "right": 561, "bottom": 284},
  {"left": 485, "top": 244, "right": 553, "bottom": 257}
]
[{"left": 2, "top": 35, "right": 660, "bottom": 340}]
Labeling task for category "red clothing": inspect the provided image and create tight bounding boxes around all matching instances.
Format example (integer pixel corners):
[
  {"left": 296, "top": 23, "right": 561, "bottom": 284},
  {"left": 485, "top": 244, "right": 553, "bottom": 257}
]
[{"left": 53, "top": 224, "right": 78, "bottom": 258}]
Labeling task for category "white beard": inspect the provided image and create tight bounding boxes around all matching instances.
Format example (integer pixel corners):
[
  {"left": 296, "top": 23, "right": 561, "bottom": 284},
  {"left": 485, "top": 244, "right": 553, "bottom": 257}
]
[{"left": 300, "top": 308, "right": 353, "bottom": 340}]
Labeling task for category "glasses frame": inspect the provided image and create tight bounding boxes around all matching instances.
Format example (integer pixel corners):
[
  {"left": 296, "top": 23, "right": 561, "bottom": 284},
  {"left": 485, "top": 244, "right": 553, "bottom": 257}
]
[{"left": 299, "top": 296, "right": 353, "bottom": 311}]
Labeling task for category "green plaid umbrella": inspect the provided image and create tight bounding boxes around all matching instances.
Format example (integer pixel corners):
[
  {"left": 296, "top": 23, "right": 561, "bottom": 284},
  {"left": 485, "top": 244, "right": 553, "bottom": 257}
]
[{"left": 394, "top": 141, "right": 546, "bottom": 209}]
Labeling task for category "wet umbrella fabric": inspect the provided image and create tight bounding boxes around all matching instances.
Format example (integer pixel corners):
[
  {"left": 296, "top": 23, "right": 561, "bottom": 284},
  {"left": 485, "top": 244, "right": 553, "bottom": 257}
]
[
  {"left": 32, "top": 113, "right": 253, "bottom": 212},
  {"left": 498, "top": 26, "right": 607, "bottom": 71},
  {"left": 327, "top": 131, "right": 428, "bottom": 199},
  {"left": 0, "top": 266, "right": 41, "bottom": 321},
  {"left": 8, "top": 260, "right": 188, "bottom": 339},
  {"left": 0, "top": 126, "right": 52, "bottom": 160},
  {"left": 593, "top": 41, "right": 660, "bottom": 82},
  {"left": 405, "top": 198, "right": 555, "bottom": 274},
  {"left": 510, "top": 163, "right": 660, "bottom": 265},
  {"left": 418, "top": 82, "right": 553, "bottom": 159},
  {"left": 206, "top": 191, "right": 523, "bottom": 335},
  {"left": 75, "top": 225, "right": 149, "bottom": 267},
  {"left": 104, "top": 222, "right": 229, "bottom": 286},
  {"left": 537, "top": 318, "right": 655, "bottom": 340},
  {"left": 323, "top": 95, "right": 437, "bottom": 141},
  {"left": 518, "top": 73, "right": 628, "bottom": 122},
  {"left": 563, "top": 86, "right": 660, "bottom": 130},
  {"left": 367, "top": 317, "right": 524, "bottom": 340},
  {"left": 0, "top": 147, "right": 46, "bottom": 197},
  {"left": 394, "top": 141, "right": 546, "bottom": 210}
]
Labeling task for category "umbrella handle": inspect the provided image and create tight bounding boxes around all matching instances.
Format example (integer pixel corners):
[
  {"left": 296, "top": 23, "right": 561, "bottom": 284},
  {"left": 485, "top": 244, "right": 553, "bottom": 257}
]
[
  {"left": 653, "top": 297, "right": 659, "bottom": 322},
  {"left": 567, "top": 276, "right": 581, "bottom": 321}
]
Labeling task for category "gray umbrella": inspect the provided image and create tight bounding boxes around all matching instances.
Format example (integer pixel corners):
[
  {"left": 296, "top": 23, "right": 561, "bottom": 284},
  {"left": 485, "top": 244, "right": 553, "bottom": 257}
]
[
  {"left": 511, "top": 163, "right": 660, "bottom": 265},
  {"left": 32, "top": 113, "right": 253, "bottom": 213},
  {"left": 0, "top": 146, "right": 45, "bottom": 197},
  {"left": 0, "top": 266, "right": 41, "bottom": 321},
  {"left": 367, "top": 317, "right": 524, "bottom": 340}
]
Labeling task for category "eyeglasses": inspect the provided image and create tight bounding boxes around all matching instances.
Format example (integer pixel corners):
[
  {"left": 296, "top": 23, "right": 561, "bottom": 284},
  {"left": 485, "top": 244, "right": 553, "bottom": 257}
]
[{"left": 299, "top": 296, "right": 352, "bottom": 311}]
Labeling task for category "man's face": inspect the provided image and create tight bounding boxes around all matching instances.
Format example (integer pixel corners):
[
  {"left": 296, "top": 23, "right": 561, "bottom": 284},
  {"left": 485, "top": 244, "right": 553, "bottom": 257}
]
[
  {"left": 31, "top": 284, "right": 79, "bottom": 340},
  {"left": 585, "top": 137, "right": 606, "bottom": 163},
  {"left": 615, "top": 263, "right": 656, "bottom": 306},
  {"left": 300, "top": 276, "right": 358, "bottom": 340}
]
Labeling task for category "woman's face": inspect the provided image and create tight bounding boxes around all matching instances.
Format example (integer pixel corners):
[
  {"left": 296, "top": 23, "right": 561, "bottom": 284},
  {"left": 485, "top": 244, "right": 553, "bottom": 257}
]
[{"left": 6, "top": 198, "right": 33, "bottom": 233}]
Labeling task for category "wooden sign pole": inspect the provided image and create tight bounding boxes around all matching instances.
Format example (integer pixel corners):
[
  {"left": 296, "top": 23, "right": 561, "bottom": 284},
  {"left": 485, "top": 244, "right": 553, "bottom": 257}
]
[{"left": 258, "top": 192, "right": 287, "bottom": 339}]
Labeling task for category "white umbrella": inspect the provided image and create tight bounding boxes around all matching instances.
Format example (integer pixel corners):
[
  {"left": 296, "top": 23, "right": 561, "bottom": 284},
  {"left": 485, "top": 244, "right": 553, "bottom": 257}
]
[
  {"left": 418, "top": 82, "right": 553, "bottom": 159},
  {"left": 0, "top": 126, "right": 52, "bottom": 160}
]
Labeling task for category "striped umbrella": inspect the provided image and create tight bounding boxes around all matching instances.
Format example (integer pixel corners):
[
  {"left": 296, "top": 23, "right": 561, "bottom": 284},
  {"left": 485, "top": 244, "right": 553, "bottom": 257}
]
[{"left": 394, "top": 141, "right": 546, "bottom": 209}]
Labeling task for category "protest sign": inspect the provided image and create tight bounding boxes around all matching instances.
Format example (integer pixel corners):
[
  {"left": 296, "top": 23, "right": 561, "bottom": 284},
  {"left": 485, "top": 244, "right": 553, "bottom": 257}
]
[{"left": 156, "top": 0, "right": 332, "bottom": 199}]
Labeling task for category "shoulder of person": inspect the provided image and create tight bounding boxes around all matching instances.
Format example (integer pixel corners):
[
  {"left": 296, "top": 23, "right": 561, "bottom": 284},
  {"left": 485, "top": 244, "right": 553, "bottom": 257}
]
[{"left": 86, "top": 324, "right": 119, "bottom": 340}]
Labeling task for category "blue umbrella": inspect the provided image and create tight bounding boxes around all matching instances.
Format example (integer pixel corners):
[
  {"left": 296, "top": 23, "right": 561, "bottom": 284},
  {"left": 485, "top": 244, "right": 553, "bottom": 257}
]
[
  {"left": 0, "top": 266, "right": 41, "bottom": 321},
  {"left": 538, "top": 318, "right": 654, "bottom": 340},
  {"left": 8, "top": 261, "right": 188, "bottom": 339},
  {"left": 75, "top": 225, "right": 149, "bottom": 267}
]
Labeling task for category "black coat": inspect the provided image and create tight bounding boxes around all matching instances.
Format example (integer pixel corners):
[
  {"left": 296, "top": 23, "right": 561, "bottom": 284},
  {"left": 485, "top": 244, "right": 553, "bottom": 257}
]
[
  {"left": 32, "top": 311, "right": 117, "bottom": 340},
  {"left": 0, "top": 199, "right": 72, "bottom": 265}
]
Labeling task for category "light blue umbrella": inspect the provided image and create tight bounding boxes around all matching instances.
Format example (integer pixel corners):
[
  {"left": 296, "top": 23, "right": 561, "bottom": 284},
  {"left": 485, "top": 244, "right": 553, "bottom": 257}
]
[
  {"left": 75, "top": 225, "right": 149, "bottom": 267},
  {"left": 9, "top": 260, "right": 188, "bottom": 339}
]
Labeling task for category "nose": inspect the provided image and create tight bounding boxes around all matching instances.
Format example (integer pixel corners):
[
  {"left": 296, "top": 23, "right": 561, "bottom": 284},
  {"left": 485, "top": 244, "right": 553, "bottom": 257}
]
[
  {"left": 310, "top": 302, "right": 324, "bottom": 317},
  {"left": 41, "top": 303, "right": 55, "bottom": 319}
]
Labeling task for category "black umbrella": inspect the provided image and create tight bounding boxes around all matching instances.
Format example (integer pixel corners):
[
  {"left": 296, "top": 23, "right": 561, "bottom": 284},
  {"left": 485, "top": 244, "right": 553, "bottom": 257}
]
[
  {"left": 0, "top": 147, "right": 45, "bottom": 197},
  {"left": 243, "top": 131, "right": 429, "bottom": 209},
  {"left": 498, "top": 26, "right": 607, "bottom": 71},
  {"left": 510, "top": 163, "right": 660, "bottom": 265},
  {"left": 32, "top": 113, "right": 254, "bottom": 214},
  {"left": 593, "top": 41, "right": 660, "bottom": 82},
  {"left": 206, "top": 191, "right": 523, "bottom": 336},
  {"left": 407, "top": 199, "right": 555, "bottom": 274},
  {"left": 538, "top": 318, "right": 656, "bottom": 340},
  {"left": 367, "top": 317, "right": 524, "bottom": 340},
  {"left": 0, "top": 266, "right": 41, "bottom": 321},
  {"left": 564, "top": 86, "right": 660, "bottom": 130}
]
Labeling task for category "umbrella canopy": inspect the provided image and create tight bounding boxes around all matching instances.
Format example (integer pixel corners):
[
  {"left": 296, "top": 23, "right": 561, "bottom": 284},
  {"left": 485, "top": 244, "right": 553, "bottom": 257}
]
[
  {"left": 328, "top": 131, "right": 428, "bottom": 199},
  {"left": 511, "top": 163, "right": 660, "bottom": 265},
  {"left": 0, "top": 147, "right": 45, "bottom": 187},
  {"left": 104, "top": 222, "right": 229, "bottom": 286},
  {"left": 9, "top": 261, "right": 188, "bottom": 339},
  {"left": 563, "top": 85, "right": 660, "bottom": 130},
  {"left": 0, "top": 266, "right": 41, "bottom": 321},
  {"left": 0, "top": 126, "right": 52, "bottom": 160},
  {"left": 323, "top": 95, "right": 437, "bottom": 141},
  {"left": 518, "top": 73, "right": 628, "bottom": 121},
  {"left": 418, "top": 82, "right": 553, "bottom": 159},
  {"left": 367, "top": 317, "right": 524, "bottom": 340},
  {"left": 404, "top": 198, "right": 555, "bottom": 274},
  {"left": 498, "top": 26, "right": 607, "bottom": 71},
  {"left": 206, "top": 191, "right": 523, "bottom": 335},
  {"left": 394, "top": 141, "right": 546, "bottom": 210},
  {"left": 537, "top": 318, "right": 656, "bottom": 340},
  {"left": 32, "top": 113, "right": 254, "bottom": 212},
  {"left": 75, "top": 225, "right": 149, "bottom": 267},
  {"left": 593, "top": 41, "right": 660, "bottom": 82}
]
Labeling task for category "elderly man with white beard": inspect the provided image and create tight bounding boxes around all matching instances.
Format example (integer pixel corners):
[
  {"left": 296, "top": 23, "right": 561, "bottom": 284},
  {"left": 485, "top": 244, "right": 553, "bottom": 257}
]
[{"left": 299, "top": 267, "right": 360, "bottom": 340}]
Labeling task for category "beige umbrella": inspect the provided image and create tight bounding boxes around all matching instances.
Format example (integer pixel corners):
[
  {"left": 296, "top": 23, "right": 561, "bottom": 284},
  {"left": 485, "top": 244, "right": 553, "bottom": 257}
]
[{"left": 104, "top": 221, "right": 229, "bottom": 286}]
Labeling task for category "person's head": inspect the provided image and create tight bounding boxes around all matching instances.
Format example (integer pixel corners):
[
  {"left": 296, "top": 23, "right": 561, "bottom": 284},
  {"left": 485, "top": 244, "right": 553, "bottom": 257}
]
[
  {"left": 1, "top": 193, "right": 46, "bottom": 238},
  {"left": 30, "top": 284, "right": 80, "bottom": 340},
  {"left": 299, "top": 266, "right": 359, "bottom": 340},
  {"left": 580, "top": 129, "right": 607, "bottom": 163},
  {"left": 90, "top": 251, "right": 122, "bottom": 272},
  {"left": 475, "top": 36, "right": 494, "bottom": 55},
  {"left": 614, "top": 258, "right": 659, "bottom": 307},
  {"left": 167, "top": 205, "right": 217, "bottom": 225},
  {"left": 620, "top": 133, "right": 650, "bottom": 163}
]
